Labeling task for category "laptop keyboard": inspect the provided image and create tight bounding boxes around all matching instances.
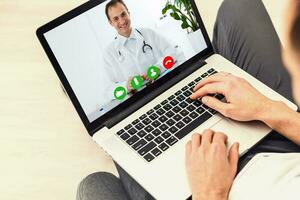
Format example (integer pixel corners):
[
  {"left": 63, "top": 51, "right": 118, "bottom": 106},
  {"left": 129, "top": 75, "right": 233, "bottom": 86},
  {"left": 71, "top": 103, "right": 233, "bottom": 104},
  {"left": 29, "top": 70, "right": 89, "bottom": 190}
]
[{"left": 115, "top": 68, "right": 224, "bottom": 162}]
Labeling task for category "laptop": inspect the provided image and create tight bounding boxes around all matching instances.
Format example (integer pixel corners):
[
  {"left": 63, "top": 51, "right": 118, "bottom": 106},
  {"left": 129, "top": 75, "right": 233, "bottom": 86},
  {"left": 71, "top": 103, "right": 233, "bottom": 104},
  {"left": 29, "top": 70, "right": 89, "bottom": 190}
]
[{"left": 36, "top": 0, "right": 297, "bottom": 199}]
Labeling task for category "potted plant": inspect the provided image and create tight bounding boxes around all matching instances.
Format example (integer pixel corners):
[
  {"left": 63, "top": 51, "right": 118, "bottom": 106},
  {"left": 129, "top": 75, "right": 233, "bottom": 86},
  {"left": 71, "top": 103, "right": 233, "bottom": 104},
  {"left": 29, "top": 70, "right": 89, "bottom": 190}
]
[{"left": 162, "top": 0, "right": 202, "bottom": 52}]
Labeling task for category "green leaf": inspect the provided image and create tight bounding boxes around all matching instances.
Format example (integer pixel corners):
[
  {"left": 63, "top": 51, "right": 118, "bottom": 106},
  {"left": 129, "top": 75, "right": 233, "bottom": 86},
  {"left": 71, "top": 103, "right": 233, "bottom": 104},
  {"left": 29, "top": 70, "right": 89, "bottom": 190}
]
[
  {"left": 174, "top": 0, "right": 182, "bottom": 9},
  {"left": 170, "top": 12, "right": 180, "bottom": 20},
  {"left": 162, "top": 3, "right": 173, "bottom": 14},
  {"left": 181, "top": 21, "right": 189, "bottom": 29},
  {"left": 171, "top": 12, "right": 180, "bottom": 20},
  {"left": 181, "top": 15, "right": 187, "bottom": 23},
  {"left": 162, "top": 7, "right": 167, "bottom": 14},
  {"left": 182, "top": 0, "right": 189, "bottom": 9},
  {"left": 167, "top": 4, "right": 177, "bottom": 13}
]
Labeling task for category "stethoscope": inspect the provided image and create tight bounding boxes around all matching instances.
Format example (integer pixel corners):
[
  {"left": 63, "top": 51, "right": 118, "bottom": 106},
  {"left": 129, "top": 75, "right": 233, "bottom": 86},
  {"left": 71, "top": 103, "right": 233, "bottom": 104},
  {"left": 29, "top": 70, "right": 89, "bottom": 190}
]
[{"left": 116, "top": 29, "right": 153, "bottom": 62}]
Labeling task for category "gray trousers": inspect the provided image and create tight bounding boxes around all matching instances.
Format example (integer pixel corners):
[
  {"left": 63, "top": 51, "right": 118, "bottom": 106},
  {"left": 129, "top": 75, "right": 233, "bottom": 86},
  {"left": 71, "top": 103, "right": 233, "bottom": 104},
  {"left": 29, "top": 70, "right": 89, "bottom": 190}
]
[{"left": 77, "top": 0, "right": 300, "bottom": 199}]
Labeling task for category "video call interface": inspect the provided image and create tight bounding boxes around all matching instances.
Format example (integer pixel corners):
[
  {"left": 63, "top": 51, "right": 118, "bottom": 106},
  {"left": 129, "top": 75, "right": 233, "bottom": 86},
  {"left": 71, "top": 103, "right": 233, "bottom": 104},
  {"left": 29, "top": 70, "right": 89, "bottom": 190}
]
[{"left": 44, "top": 0, "right": 208, "bottom": 122}]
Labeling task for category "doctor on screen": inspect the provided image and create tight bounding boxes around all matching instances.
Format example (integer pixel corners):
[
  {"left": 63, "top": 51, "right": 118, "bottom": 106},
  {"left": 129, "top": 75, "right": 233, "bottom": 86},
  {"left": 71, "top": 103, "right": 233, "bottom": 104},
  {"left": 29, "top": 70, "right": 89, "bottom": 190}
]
[{"left": 103, "top": 0, "right": 185, "bottom": 101}]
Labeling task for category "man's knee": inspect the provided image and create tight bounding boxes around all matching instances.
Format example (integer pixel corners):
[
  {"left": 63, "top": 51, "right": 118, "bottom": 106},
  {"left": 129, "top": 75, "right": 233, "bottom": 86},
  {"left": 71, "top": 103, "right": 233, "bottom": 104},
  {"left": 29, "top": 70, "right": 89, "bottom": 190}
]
[
  {"left": 220, "top": 0, "right": 260, "bottom": 11},
  {"left": 77, "top": 172, "right": 119, "bottom": 200},
  {"left": 217, "top": 0, "right": 262, "bottom": 24}
]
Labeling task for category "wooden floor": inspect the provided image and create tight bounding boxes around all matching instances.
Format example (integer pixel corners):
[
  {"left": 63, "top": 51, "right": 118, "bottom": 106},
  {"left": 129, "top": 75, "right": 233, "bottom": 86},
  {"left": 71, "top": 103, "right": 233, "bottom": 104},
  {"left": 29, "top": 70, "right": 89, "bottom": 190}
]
[
  {"left": 0, "top": 1, "right": 116, "bottom": 200},
  {"left": 0, "top": 0, "right": 286, "bottom": 199}
]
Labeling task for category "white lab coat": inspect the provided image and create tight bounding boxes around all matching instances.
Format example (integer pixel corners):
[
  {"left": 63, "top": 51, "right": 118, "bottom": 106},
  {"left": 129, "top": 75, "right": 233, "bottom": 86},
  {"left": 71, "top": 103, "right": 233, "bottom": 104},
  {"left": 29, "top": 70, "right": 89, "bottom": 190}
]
[{"left": 102, "top": 27, "right": 185, "bottom": 102}]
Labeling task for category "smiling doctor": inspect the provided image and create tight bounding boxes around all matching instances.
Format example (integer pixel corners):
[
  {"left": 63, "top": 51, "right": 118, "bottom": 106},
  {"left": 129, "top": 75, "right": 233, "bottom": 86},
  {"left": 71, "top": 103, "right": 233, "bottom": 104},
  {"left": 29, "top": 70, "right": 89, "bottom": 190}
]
[{"left": 103, "top": 0, "right": 185, "bottom": 100}]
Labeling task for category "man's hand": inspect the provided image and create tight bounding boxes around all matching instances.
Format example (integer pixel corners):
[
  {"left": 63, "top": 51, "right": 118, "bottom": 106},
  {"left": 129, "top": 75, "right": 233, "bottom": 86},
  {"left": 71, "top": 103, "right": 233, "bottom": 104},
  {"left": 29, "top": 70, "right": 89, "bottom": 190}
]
[
  {"left": 141, "top": 74, "right": 151, "bottom": 82},
  {"left": 185, "top": 130, "right": 239, "bottom": 200},
  {"left": 191, "top": 72, "right": 273, "bottom": 122},
  {"left": 126, "top": 76, "right": 133, "bottom": 93}
]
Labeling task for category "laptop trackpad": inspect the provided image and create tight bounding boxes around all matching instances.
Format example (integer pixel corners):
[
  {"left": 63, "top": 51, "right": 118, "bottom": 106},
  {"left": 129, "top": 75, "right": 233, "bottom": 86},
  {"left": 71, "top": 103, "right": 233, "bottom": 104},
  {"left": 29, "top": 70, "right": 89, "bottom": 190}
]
[{"left": 210, "top": 118, "right": 271, "bottom": 154}]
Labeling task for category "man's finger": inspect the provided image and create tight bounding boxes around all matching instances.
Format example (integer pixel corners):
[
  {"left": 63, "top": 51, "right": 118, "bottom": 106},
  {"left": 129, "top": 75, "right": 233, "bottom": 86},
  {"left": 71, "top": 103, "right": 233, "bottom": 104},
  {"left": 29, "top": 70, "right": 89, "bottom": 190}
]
[
  {"left": 193, "top": 72, "right": 231, "bottom": 91},
  {"left": 185, "top": 140, "right": 192, "bottom": 157},
  {"left": 191, "top": 133, "right": 201, "bottom": 149},
  {"left": 141, "top": 74, "right": 147, "bottom": 80},
  {"left": 185, "top": 140, "right": 192, "bottom": 166},
  {"left": 228, "top": 142, "right": 239, "bottom": 174},
  {"left": 212, "top": 132, "right": 228, "bottom": 145},
  {"left": 201, "top": 96, "right": 231, "bottom": 116},
  {"left": 201, "top": 129, "right": 214, "bottom": 147},
  {"left": 191, "top": 82, "right": 226, "bottom": 100}
]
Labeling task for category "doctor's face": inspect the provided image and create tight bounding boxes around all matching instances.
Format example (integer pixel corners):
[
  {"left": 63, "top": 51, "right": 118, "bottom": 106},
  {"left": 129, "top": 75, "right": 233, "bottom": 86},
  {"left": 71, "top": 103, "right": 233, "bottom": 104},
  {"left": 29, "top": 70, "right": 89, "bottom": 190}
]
[{"left": 107, "top": 2, "right": 132, "bottom": 37}]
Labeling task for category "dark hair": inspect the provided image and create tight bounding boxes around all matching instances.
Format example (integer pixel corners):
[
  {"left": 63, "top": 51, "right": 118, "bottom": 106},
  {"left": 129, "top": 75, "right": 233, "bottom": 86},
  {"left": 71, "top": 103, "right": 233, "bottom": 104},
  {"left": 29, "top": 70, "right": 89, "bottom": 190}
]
[
  {"left": 291, "top": 3, "right": 300, "bottom": 52},
  {"left": 105, "top": 0, "right": 128, "bottom": 20}
]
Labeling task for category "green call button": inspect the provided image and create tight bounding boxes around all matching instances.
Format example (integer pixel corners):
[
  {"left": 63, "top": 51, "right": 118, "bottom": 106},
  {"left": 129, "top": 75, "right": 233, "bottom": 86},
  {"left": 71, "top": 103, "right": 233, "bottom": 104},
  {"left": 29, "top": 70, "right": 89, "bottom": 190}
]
[
  {"left": 114, "top": 86, "right": 127, "bottom": 100},
  {"left": 131, "top": 76, "right": 143, "bottom": 90},
  {"left": 147, "top": 65, "right": 160, "bottom": 80}
]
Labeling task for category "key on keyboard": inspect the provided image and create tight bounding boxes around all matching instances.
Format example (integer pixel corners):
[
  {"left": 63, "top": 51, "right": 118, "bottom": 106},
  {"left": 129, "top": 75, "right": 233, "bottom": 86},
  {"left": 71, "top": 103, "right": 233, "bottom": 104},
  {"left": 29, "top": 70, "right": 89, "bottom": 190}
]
[{"left": 116, "top": 68, "right": 219, "bottom": 162}]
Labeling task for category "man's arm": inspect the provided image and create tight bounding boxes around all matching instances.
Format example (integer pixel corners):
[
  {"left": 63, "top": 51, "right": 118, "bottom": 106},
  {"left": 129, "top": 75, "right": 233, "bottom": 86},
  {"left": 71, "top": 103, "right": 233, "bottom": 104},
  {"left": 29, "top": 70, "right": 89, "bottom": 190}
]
[
  {"left": 191, "top": 72, "right": 300, "bottom": 145},
  {"left": 258, "top": 100, "right": 300, "bottom": 145}
]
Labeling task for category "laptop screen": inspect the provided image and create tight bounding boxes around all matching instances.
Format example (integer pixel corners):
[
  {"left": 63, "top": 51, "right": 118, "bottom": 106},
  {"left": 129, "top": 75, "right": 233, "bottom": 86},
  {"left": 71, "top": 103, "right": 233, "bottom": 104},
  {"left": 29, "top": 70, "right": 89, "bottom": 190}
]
[{"left": 43, "top": 0, "right": 208, "bottom": 122}]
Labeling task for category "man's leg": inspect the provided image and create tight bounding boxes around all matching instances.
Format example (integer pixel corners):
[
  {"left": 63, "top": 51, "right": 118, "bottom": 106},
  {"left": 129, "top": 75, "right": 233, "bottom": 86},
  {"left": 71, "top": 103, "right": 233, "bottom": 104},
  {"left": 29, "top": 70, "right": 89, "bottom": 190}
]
[
  {"left": 76, "top": 168, "right": 154, "bottom": 200},
  {"left": 115, "top": 162, "right": 155, "bottom": 200},
  {"left": 76, "top": 172, "right": 129, "bottom": 200},
  {"left": 212, "top": 0, "right": 300, "bottom": 171},
  {"left": 212, "top": 0, "right": 294, "bottom": 102}
]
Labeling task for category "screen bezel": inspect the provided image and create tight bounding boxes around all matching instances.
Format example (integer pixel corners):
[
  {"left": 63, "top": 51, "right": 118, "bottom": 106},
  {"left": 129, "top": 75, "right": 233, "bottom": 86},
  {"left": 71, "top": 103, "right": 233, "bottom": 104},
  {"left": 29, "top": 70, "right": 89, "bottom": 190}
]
[{"left": 36, "top": 0, "right": 214, "bottom": 135}]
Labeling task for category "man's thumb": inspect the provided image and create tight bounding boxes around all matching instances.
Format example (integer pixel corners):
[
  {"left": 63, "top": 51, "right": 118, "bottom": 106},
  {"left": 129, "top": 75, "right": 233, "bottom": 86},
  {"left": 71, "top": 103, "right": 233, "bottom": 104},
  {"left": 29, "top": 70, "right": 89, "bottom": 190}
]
[
  {"left": 202, "top": 96, "right": 228, "bottom": 115},
  {"left": 229, "top": 142, "right": 239, "bottom": 172}
]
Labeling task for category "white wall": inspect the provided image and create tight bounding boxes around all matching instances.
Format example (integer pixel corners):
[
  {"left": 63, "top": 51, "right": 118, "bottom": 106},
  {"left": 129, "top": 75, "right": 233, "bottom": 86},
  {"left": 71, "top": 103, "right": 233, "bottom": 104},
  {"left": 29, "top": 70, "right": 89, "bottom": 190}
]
[
  {"left": 45, "top": 14, "right": 110, "bottom": 119},
  {"left": 44, "top": 0, "right": 207, "bottom": 121}
]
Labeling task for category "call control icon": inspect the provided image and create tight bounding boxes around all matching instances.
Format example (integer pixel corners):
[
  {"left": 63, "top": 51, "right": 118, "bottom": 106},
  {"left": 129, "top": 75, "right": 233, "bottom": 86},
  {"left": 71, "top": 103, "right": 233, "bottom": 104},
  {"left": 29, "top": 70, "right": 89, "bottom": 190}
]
[
  {"left": 147, "top": 65, "right": 160, "bottom": 80},
  {"left": 114, "top": 86, "right": 127, "bottom": 100},
  {"left": 163, "top": 56, "right": 175, "bottom": 69},
  {"left": 131, "top": 76, "right": 143, "bottom": 90}
]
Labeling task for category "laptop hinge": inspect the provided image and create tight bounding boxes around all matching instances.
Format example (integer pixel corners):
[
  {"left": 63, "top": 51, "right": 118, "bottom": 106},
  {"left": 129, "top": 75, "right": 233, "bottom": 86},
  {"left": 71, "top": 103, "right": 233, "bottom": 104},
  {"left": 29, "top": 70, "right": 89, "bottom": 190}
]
[
  {"left": 92, "top": 126, "right": 111, "bottom": 144},
  {"left": 202, "top": 51, "right": 214, "bottom": 60}
]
